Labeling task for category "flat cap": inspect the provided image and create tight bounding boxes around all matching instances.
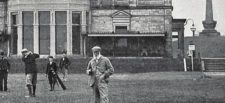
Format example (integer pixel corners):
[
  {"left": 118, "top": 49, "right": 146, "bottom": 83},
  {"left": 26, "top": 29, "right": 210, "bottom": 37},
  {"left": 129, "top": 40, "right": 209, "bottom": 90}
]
[
  {"left": 48, "top": 56, "right": 54, "bottom": 58},
  {"left": 21, "top": 48, "right": 28, "bottom": 53},
  {"left": 92, "top": 46, "right": 101, "bottom": 52}
]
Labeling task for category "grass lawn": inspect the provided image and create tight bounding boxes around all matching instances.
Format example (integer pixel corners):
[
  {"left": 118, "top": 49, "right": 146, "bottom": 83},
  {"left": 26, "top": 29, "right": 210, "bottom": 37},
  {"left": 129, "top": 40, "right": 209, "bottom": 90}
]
[{"left": 0, "top": 72, "right": 225, "bottom": 103}]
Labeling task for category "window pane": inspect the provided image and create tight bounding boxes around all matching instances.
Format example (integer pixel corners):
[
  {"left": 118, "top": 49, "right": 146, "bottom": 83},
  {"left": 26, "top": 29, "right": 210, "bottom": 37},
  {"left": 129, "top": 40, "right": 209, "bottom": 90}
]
[
  {"left": 39, "top": 26, "right": 50, "bottom": 54},
  {"left": 39, "top": 11, "right": 50, "bottom": 24},
  {"left": 22, "top": 11, "right": 34, "bottom": 52},
  {"left": 23, "top": 26, "right": 33, "bottom": 51},
  {"left": 72, "top": 12, "right": 81, "bottom": 54},
  {"left": 11, "top": 26, "right": 18, "bottom": 54},
  {"left": 55, "top": 11, "right": 67, "bottom": 24},
  {"left": 72, "top": 12, "right": 81, "bottom": 24},
  {"left": 56, "top": 25, "right": 67, "bottom": 54},
  {"left": 39, "top": 11, "right": 50, "bottom": 54},
  {"left": 22, "top": 11, "right": 33, "bottom": 25},
  {"left": 72, "top": 26, "right": 80, "bottom": 54},
  {"left": 12, "top": 15, "right": 17, "bottom": 25},
  {"left": 115, "top": 26, "right": 127, "bottom": 33}
]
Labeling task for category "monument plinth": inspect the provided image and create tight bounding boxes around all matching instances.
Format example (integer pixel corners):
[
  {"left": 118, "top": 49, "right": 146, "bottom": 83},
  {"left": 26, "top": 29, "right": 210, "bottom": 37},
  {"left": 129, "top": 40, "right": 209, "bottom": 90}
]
[{"left": 200, "top": 0, "right": 220, "bottom": 36}]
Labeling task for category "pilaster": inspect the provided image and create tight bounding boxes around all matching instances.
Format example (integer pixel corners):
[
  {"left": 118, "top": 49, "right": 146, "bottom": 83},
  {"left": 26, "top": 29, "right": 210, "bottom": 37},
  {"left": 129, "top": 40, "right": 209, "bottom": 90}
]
[
  {"left": 67, "top": 10, "right": 72, "bottom": 55},
  {"left": 50, "top": 10, "right": 56, "bottom": 56},
  {"left": 33, "top": 10, "right": 39, "bottom": 54},
  {"left": 17, "top": 11, "right": 23, "bottom": 55}
]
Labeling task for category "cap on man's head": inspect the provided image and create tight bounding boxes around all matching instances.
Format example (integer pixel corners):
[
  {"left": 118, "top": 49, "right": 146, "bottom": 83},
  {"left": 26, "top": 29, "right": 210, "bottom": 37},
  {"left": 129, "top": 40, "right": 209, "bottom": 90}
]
[
  {"left": 62, "top": 49, "right": 67, "bottom": 54},
  {"left": 0, "top": 49, "right": 4, "bottom": 55},
  {"left": 48, "top": 56, "right": 54, "bottom": 59},
  {"left": 21, "top": 48, "right": 28, "bottom": 53},
  {"left": 92, "top": 46, "right": 101, "bottom": 52}
]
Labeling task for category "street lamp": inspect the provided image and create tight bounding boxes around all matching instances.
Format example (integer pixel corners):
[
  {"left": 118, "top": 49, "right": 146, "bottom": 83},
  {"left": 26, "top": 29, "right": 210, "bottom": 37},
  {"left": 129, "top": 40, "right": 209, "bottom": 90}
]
[
  {"left": 185, "top": 18, "right": 196, "bottom": 37},
  {"left": 190, "top": 24, "right": 196, "bottom": 37}
]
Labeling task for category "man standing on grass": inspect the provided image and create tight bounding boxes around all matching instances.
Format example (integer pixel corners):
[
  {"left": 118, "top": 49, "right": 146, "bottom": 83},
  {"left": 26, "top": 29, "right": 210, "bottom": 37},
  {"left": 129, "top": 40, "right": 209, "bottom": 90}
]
[
  {"left": 21, "top": 48, "right": 39, "bottom": 97},
  {"left": 86, "top": 46, "right": 114, "bottom": 103},
  {"left": 0, "top": 50, "right": 10, "bottom": 92},
  {"left": 59, "top": 50, "right": 70, "bottom": 81}
]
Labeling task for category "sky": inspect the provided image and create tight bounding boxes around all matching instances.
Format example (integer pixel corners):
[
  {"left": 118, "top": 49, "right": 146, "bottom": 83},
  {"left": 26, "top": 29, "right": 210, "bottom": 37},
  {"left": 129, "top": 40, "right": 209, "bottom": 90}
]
[{"left": 172, "top": 0, "right": 225, "bottom": 36}]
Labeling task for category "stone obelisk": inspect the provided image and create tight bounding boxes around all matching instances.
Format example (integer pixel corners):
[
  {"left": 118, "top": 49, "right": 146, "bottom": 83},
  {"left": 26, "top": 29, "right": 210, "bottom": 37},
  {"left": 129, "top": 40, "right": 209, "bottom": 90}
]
[{"left": 200, "top": 0, "right": 220, "bottom": 36}]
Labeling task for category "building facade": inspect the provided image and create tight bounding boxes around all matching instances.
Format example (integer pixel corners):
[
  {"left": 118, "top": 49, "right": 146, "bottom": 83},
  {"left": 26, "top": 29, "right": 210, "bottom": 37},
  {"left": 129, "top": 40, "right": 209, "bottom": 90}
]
[
  {"left": 87, "top": 0, "right": 173, "bottom": 57},
  {"left": 6, "top": 0, "right": 90, "bottom": 56},
  {"left": 0, "top": 0, "right": 185, "bottom": 58}
]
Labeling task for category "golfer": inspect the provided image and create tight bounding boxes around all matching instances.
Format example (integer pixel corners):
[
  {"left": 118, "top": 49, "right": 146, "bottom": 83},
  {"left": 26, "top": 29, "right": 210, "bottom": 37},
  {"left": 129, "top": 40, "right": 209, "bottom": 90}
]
[
  {"left": 86, "top": 46, "right": 114, "bottom": 103},
  {"left": 21, "top": 48, "right": 39, "bottom": 97}
]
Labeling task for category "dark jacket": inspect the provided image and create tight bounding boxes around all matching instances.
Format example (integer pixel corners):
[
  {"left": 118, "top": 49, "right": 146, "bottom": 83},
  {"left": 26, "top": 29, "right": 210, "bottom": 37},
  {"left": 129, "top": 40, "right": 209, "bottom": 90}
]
[
  {"left": 22, "top": 53, "right": 39, "bottom": 74},
  {"left": 0, "top": 57, "right": 10, "bottom": 71},
  {"left": 46, "top": 62, "right": 57, "bottom": 75},
  {"left": 59, "top": 57, "right": 70, "bottom": 69}
]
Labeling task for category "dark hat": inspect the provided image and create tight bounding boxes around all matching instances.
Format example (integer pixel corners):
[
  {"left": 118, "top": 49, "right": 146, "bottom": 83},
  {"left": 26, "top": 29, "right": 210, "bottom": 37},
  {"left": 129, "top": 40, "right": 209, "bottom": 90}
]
[
  {"left": 0, "top": 49, "right": 4, "bottom": 55},
  {"left": 48, "top": 56, "right": 54, "bottom": 59},
  {"left": 62, "top": 49, "right": 67, "bottom": 54}
]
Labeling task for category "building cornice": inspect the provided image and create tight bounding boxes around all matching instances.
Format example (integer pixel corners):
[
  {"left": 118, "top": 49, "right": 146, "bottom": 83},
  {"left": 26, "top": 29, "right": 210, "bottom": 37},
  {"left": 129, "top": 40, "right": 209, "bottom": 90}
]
[{"left": 91, "top": 6, "right": 173, "bottom": 10}]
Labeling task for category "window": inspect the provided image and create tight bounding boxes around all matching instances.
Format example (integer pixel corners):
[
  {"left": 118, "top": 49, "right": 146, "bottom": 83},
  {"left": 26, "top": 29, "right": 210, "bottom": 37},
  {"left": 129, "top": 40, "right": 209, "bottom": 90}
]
[
  {"left": 39, "top": 11, "right": 50, "bottom": 54},
  {"left": 88, "top": 37, "right": 166, "bottom": 57},
  {"left": 55, "top": 11, "right": 67, "bottom": 54},
  {"left": 115, "top": 26, "right": 128, "bottom": 33},
  {"left": 72, "top": 12, "right": 81, "bottom": 54},
  {"left": 11, "top": 13, "right": 18, "bottom": 54},
  {"left": 22, "top": 11, "right": 34, "bottom": 52}
]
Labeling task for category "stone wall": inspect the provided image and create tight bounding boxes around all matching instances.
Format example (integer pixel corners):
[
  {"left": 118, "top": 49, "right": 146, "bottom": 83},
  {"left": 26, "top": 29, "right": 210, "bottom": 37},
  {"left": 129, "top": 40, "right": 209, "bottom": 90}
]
[{"left": 91, "top": 9, "right": 172, "bottom": 33}]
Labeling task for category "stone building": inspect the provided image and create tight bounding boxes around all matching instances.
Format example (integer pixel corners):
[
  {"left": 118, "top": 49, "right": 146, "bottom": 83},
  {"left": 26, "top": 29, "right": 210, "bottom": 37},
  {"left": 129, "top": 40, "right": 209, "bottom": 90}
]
[
  {"left": 5, "top": 0, "right": 90, "bottom": 57},
  {"left": 0, "top": 0, "right": 185, "bottom": 58},
  {"left": 87, "top": 0, "right": 173, "bottom": 57}
]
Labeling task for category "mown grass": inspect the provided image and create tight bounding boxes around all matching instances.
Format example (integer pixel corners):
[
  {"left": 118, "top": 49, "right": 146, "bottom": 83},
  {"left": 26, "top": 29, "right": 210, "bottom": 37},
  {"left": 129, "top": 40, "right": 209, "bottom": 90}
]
[{"left": 0, "top": 72, "right": 225, "bottom": 103}]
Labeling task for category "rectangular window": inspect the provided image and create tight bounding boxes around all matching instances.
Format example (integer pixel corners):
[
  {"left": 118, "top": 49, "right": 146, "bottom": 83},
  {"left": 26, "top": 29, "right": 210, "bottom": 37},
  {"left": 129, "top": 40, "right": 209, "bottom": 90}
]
[
  {"left": 115, "top": 26, "right": 128, "bottom": 33},
  {"left": 72, "top": 12, "right": 81, "bottom": 54},
  {"left": 22, "top": 11, "right": 34, "bottom": 52},
  {"left": 39, "top": 11, "right": 50, "bottom": 54},
  {"left": 11, "top": 13, "right": 18, "bottom": 54},
  {"left": 55, "top": 11, "right": 67, "bottom": 54}
]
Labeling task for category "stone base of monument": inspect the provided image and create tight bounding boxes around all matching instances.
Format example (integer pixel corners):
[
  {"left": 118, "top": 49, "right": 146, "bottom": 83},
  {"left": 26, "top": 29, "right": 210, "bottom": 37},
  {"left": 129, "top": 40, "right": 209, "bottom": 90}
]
[{"left": 199, "top": 30, "right": 220, "bottom": 36}]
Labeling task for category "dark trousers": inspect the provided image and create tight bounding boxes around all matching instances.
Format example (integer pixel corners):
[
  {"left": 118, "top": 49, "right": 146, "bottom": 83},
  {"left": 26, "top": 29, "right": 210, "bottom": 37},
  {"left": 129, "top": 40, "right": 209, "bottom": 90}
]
[
  {"left": 0, "top": 70, "right": 8, "bottom": 91},
  {"left": 48, "top": 73, "right": 56, "bottom": 90},
  {"left": 48, "top": 73, "right": 56, "bottom": 84}
]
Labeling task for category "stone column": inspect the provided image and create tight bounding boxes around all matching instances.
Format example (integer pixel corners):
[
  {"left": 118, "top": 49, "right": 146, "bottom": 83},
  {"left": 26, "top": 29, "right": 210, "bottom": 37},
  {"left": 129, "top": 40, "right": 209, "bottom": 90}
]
[
  {"left": 81, "top": 11, "right": 87, "bottom": 56},
  {"left": 7, "top": 12, "right": 11, "bottom": 36},
  {"left": 67, "top": 10, "right": 73, "bottom": 55},
  {"left": 33, "top": 11, "right": 39, "bottom": 54},
  {"left": 200, "top": 0, "right": 220, "bottom": 36},
  {"left": 7, "top": 12, "right": 11, "bottom": 55},
  {"left": 50, "top": 11, "right": 56, "bottom": 56},
  {"left": 17, "top": 11, "right": 23, "bottom": 55}
]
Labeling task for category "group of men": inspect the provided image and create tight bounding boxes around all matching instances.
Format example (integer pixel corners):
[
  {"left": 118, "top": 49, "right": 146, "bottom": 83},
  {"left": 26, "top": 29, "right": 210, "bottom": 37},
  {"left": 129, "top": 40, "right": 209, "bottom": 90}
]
[{"left": 0, "top": 46, "right": 114, "bottom": 103}]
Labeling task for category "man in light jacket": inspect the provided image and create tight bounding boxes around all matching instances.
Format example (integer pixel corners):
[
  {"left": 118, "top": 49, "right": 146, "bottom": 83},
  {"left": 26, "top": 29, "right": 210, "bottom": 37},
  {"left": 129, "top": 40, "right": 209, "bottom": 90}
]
[{"left": 86, "top": 46, "right": 114, "bottom": 103}]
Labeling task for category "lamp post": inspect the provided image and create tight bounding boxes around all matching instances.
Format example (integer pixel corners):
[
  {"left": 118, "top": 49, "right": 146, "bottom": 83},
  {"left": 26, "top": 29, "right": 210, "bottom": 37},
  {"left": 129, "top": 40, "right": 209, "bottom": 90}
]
[
  {"left": 185, "top": 18, "right": 196, "bottom": 37},
  {"left": 190, "top": 24, "right": 196, "bottom": 37}
]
